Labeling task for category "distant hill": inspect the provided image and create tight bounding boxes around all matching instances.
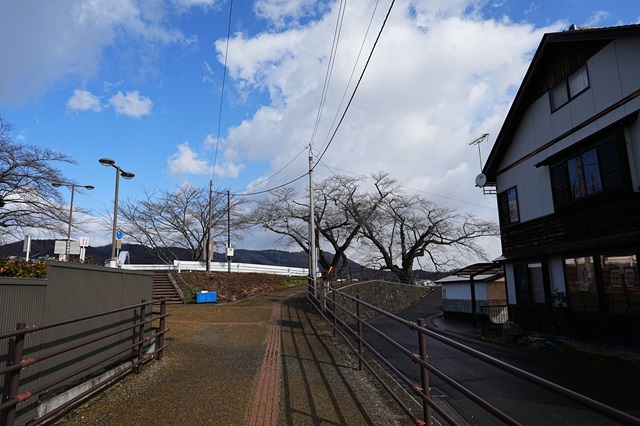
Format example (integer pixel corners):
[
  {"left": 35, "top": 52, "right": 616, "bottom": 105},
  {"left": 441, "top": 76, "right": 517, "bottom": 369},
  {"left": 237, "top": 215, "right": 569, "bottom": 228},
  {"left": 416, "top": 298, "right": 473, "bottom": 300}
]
[
  {"left": 0, "top": 239, "right": 312, "bottom": 268},
  {"left": 0, "top": 239, "right": 444, "bottom": 281}
]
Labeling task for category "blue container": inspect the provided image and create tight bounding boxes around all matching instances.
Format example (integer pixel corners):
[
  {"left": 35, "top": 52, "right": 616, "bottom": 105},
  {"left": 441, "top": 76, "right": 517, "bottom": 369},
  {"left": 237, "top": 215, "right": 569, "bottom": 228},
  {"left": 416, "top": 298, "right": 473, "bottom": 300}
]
[{"left": 196, "top": 291, "right": 217, "bottom": 303}]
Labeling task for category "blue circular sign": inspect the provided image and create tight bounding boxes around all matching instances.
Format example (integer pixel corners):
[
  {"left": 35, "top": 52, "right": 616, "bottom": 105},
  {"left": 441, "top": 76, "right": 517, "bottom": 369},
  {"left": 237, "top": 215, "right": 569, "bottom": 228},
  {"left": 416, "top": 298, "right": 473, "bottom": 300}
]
[{"left": 116, "top": 229, "right": 123, "bottom": 240}]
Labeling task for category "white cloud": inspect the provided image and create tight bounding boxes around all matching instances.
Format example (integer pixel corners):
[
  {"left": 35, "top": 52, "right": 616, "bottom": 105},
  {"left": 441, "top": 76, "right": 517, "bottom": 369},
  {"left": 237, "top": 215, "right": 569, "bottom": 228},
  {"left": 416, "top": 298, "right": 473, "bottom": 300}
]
[
  {"left": 0, "top": 0, "right": 196, "bottom": 106},
  {"left": 67, "top": 89, "right": 102, "bottom": 112},
  {"left": 206, "top": 1, "right": 568, "bottom": 259},
  {"left": 170, "top": 0, "right": 222, "bottom": 9},
  {"left": 167, "top": 142, "right": 211, "bottom": 177},
  {"left": 167, "top": 139, "right": 245, "bottom": 179},
  {"left": 204, "top": 133, "right": 217, "bottom": 147},
  {"left": 253, "top": 0, "right": 319, "bottom": 27},
  {"left": 584, "top": 11, "right": 612, "bottom": 27},
  {"left": 108, "top": 91, "right": 153, "bottom": 118}
]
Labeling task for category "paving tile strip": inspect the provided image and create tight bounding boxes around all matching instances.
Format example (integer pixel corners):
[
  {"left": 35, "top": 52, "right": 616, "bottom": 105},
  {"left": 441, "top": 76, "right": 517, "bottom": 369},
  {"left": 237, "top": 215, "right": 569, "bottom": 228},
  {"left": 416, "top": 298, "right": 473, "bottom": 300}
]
[{"left": 246, "top": 302, "right": 282, "bottom": 425}]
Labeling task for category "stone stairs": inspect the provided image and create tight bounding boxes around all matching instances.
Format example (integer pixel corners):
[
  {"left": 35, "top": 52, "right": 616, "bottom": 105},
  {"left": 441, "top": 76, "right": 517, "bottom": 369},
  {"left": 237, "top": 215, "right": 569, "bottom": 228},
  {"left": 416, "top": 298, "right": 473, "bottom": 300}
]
[{"left": 153, "top": 273, "right": 183, "bottom": 304}]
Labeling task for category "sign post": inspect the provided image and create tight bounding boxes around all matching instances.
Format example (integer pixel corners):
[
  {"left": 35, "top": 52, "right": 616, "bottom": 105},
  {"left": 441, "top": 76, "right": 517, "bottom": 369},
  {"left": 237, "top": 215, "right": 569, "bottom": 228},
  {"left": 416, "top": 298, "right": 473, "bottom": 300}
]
[
  {"left": 79, "top": 237, "right": 89, "bottom": 262},
  {"left": 23, "top": 235, "right": 32, "bottom": 261},
  {"left": 115, "top": 230, "right": 123, "bottom": 263}
]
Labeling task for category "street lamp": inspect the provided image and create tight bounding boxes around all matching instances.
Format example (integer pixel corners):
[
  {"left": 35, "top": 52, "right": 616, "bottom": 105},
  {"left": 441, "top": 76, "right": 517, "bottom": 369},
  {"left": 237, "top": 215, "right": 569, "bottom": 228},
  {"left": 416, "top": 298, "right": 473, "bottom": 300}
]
[
  {"left": 99, "top": 158, "right": 134, "bottom": 266},
  {"left": 52, "top": 182, "right": 95, "bottom": 261}
]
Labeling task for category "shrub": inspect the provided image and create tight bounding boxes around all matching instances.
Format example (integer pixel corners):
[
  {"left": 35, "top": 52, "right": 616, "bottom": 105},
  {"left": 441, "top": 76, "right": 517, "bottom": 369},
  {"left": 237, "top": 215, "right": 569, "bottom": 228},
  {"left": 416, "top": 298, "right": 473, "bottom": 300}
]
[{"left": 0, "top": 258, "right": 47, "bottom": 278}]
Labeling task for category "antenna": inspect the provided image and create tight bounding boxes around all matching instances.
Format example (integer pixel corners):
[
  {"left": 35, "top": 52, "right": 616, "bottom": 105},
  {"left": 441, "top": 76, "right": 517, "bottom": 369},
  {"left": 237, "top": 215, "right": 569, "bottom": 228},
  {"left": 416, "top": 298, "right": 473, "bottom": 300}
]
[
  {"left": 469, "top": 133, "right": 489, "bottom": 171},
  {"left": 470, "top": 133, "right": 491, "bottom": 190}
]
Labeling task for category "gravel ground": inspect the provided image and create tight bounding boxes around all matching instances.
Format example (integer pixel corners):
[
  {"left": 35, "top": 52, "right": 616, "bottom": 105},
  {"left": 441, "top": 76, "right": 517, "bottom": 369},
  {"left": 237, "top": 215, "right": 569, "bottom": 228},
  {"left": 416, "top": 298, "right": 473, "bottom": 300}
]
[{"left": 52, "top": 286, "right": 414, "bottom": 425}]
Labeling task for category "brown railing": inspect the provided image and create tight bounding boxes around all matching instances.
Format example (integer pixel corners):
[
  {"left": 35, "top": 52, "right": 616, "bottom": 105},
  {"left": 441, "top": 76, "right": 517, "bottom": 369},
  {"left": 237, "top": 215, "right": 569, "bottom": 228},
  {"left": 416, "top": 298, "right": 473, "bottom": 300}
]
[
  {"left": 308, "top": 283, "right": 640, "bottom": 426},
  {"left": 0, "top": 299, "right": 169, "bottom": 426}
]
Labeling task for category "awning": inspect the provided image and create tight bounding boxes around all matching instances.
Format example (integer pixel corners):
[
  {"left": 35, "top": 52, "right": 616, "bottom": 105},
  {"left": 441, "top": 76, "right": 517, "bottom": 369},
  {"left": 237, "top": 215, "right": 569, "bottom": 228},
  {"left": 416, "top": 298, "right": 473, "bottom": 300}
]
[{"left": 453, "top": 262, "right": 504, "bottom": 278}]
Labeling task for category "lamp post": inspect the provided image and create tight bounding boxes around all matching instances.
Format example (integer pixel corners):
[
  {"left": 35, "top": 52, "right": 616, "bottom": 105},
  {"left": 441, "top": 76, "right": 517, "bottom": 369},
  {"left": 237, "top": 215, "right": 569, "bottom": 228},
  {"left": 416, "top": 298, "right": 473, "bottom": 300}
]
[
  {"left": 99, "top": 158, "right": 134, "bottom": 267},
  {"left": 52, "top": 182, "right": 94, "bottom": 260}
]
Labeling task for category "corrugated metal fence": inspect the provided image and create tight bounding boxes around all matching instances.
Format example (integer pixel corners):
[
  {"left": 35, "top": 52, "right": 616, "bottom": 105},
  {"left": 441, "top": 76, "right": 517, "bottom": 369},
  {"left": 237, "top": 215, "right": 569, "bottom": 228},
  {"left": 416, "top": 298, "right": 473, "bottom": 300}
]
[{"left": 0, "top": 262, "right": 153, "bottom": 425}]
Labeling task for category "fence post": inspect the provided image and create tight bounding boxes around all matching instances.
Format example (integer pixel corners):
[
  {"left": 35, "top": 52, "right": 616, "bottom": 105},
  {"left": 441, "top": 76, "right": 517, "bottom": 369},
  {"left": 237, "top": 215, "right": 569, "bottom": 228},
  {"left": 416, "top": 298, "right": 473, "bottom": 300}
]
[
  {"left": 5, "top": 322, "right": 27, "bottom": 426},
  {"left": 417, "top": 318, "right": 431, "bottom": 425},
  {"left": 356, "top": 295, "right": 363, "bottom": 371},
  {"left": 332, "top": 289, "right": 336, "bottom": 338},
  {"left": 136, "top": 300, "right": 147, "bottom": 374},
  {"left": 157, "top": 300, "right": 166, "bottom": 361}
]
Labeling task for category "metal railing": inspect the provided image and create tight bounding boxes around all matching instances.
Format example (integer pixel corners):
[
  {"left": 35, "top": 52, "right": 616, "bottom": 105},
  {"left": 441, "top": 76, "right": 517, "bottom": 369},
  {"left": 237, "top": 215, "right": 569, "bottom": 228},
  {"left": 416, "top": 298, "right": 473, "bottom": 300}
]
[
  {"left": 308, "top": 283, "right": 640, "bottom": 426},
  {"left": 0, "top": 299, "right": 169, "bottom": 426},
  {"left": 122, "top": 260, "right": 308, "bottom": 276}
]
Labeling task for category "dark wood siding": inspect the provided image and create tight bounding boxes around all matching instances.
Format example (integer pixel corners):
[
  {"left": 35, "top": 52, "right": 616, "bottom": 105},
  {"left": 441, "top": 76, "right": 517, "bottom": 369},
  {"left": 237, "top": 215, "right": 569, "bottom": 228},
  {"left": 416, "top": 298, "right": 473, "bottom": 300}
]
[{"left": 500, "top": 189, "right": 640, "bottom": 257}]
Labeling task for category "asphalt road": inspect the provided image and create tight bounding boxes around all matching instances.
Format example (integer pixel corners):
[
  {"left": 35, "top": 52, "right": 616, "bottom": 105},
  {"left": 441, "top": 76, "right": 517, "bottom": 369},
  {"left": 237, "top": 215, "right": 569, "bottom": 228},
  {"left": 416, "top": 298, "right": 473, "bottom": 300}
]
[{"left": 364, "top": 288, "right": 640, "bottom": 425}]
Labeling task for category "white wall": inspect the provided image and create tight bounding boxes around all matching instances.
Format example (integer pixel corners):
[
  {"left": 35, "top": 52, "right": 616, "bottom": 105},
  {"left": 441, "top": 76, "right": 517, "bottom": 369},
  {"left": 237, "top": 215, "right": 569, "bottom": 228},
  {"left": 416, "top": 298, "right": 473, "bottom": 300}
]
[
  {"left": 442, "top": 282, "right": 488, "bottom": 301},
  {"left": 548, "top": 255, "right": 566, "bottom": 295},
  {"left": 497, "top": 36, "right": 640, "bottom": 224}
]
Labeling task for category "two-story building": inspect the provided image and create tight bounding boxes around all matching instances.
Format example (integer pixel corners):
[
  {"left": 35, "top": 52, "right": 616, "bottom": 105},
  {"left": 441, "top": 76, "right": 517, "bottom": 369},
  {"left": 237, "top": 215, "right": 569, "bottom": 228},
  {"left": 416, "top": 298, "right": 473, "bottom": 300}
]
[{"left": 481, "top": 24, "right": 640, "bottom": 349}]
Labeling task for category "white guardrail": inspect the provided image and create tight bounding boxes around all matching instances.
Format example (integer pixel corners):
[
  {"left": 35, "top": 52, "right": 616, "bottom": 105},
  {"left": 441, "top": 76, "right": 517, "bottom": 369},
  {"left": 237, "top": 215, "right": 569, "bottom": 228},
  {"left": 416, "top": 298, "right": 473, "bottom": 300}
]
[{"left": 121, "top": 260, "right": 309, "bottom": 277}]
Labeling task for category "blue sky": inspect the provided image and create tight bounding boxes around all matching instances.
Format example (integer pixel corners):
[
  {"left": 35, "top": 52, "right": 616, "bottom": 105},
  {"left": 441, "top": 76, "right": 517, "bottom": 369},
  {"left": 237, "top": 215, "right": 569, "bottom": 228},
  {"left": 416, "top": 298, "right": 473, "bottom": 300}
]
[{"left": 1, "top": 0, "right": 638, "bottom": 256}]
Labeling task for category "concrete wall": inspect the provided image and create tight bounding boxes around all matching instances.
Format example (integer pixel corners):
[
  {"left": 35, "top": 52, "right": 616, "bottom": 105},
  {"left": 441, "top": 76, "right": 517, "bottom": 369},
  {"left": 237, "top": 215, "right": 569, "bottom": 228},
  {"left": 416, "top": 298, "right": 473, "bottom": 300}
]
[{"left": 331, "top": 281, "right": 431, "bottom": 323}]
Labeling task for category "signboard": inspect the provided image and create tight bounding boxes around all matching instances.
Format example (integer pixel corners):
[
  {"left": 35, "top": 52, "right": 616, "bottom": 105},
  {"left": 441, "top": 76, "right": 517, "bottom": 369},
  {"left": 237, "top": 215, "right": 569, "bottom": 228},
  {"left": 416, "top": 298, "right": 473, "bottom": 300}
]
[
  {"left": 54, "top": 241, "right": 81, "bottom": 255},
  {"left": 79, "top": 237, "right": 89, "bottom": 247},
  {"left": 116, "top": 229, "right": 124, "bottom": 240}
]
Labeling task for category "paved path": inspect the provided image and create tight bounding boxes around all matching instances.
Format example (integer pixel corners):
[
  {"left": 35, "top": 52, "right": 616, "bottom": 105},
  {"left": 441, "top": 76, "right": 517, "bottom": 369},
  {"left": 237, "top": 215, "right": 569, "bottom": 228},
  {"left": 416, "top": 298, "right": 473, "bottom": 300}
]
[
  {"left": 56, "top": 286, "right": 411, "bottom": 425},
  {"left": 246, "top": 303, "right": 282, "bottom": 425}
]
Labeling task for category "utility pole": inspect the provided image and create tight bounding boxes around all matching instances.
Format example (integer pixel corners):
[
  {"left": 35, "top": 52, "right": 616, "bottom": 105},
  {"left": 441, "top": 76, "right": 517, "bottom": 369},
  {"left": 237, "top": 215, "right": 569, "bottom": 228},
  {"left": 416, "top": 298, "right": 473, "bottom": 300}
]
[
  {"left": 227, "top": 190, "right": 231, "bottom": 273},
  {"left": 308, "top": 149, "right": 318, "bottom": 304},
  {"left": 206, "top": 180, "right": 213, "bottom": 273}
]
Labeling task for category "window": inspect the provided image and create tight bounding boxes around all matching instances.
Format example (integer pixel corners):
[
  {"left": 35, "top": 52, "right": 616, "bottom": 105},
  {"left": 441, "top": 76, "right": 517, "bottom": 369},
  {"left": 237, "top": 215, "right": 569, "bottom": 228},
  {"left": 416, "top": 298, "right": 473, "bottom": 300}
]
[
  {"left": 497, "top": 186, "right": 519, "bottom": 227},
  {"left": 514, "top": 262, "right": 545, "bottom": 304},
  {"left": 568, "top": 66, "right": 589, "bottom": 97},
  {"left": 601, "top": 253, "right": 640, "bottom": 313},
  {"left": 564, "top": 256, "right": 600, "bottom": 312},
  {"left": 551, "top": 83, "right": 569, "bottom": 111},
  {"left": 550, "top": 65, "right": 590, "bottom": 112},
  {"left": 550, "top": 137, "right": 622, "bottom": 206}
]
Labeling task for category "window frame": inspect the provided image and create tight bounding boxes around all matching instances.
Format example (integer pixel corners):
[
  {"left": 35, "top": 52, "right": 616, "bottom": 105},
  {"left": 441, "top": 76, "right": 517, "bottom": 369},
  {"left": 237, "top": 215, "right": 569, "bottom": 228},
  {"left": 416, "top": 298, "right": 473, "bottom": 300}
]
[
  {"left": 563, "top": 249, "right": 640, "bottom": 315},
  {"left": 550, "top": 65, "right": 590, "bottom": 112},
  {"left": 549, "top": 136, "right": 623, "bottom": 207},
  {"left": 513, "top": 261, "right": 547, "bottom": 305},
  {"left": 497, "top": 186, "right": 520, "bottom": 227}
]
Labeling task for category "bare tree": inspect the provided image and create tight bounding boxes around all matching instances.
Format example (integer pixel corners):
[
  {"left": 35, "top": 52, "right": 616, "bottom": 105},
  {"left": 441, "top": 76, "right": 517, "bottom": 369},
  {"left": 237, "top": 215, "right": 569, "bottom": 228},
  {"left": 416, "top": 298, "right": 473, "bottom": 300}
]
[
  {"left": 0, "top": 115, "right": 78, "bottom": 244},
  {"left": 118, "top": 184, "right": 245, "bottom": 263},
  {"left": 246, "top": 174, "right": 373, "bottom": 276},
  {"left": 353, "top": 176, "right": 499, "bottom": 283}
]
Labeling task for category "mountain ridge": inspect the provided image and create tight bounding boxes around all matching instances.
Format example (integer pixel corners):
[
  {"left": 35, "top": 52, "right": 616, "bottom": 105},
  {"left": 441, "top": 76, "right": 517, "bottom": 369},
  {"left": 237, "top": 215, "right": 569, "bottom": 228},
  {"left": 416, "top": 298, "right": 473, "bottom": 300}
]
[{"left": 0, "top": 239, "right": 444, "bottom": 281}]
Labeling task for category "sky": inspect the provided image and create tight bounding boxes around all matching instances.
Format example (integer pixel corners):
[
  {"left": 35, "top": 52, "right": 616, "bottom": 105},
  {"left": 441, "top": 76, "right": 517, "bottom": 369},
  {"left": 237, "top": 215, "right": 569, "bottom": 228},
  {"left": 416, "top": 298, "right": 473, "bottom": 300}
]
[{"left": 1, "top": 0, "right": 638, "bottom": 264}]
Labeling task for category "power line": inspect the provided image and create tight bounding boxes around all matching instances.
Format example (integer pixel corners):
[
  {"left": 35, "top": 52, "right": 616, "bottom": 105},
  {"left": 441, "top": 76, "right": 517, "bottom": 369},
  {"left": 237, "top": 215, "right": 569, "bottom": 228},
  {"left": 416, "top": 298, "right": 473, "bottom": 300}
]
[
  {"left": 235, "top": 145, "right": 308, "bottom": 193},
  {"left": 218, "top": 0, "right": 395, "bottom": 199},
  {"left": 230, "top": 172, "right": 309, "bottom": 197},
  {"left": 210, "top": 0, "right": 234, "bottom": 182},
  {"left": 317, "top": 0, "right": 381, "bottom": 156},
  {"left": 314, "top": 0, "right": 397, "bottom": 169},
  {"left": 308, "top": 0, "right": 348, "bottom": 150},
  {"left": 319, "top": 161, "right": 496, "bottom": 211}
]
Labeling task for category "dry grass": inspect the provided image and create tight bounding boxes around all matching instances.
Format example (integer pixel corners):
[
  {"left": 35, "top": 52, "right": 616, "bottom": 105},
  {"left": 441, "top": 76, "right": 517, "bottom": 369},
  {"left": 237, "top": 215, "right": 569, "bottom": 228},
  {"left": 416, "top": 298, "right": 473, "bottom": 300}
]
[{"left": 173, "top": 271, "right": 307, "bottom": 303}]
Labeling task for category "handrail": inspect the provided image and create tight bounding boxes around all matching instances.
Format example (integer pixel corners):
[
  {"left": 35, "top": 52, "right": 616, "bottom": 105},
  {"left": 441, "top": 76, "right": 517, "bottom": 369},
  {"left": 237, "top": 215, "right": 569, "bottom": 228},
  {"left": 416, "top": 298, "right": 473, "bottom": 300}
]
[
  {"left": 310, "top": 283, "right": 640, "bottom": 426},
  {"left": 0, "top": 299, "right": 169, "bottom": 426}
]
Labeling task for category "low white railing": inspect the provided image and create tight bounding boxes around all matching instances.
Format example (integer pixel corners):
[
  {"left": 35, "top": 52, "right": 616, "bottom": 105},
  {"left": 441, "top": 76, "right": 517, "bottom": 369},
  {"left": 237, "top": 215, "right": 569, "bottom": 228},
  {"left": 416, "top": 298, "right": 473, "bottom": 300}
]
[{"left": 121, "top": 260, "right": 308, "bottom": 277}]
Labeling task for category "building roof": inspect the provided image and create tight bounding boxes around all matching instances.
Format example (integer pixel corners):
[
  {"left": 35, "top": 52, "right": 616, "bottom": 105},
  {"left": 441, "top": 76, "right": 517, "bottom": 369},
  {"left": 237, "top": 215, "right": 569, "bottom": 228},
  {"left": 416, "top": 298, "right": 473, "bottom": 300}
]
[
  {"left": 435, "top": 262, "right": 504, "bottom": 284},
  {"left": 454, "top": 262, "right": 504, "bottom": 277},
  {"left": 483, "top": 24, "right": 640, "bottom": 182},
  {"left": 436, "top": 273, "right": 502, "bottom": 284}
]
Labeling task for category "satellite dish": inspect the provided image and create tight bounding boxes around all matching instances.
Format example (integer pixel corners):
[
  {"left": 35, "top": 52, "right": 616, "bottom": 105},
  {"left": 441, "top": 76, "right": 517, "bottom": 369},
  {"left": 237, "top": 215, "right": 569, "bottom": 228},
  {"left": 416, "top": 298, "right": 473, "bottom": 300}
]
[{"left": 475, "top": 173, "right": 487, "bottom": 187}]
